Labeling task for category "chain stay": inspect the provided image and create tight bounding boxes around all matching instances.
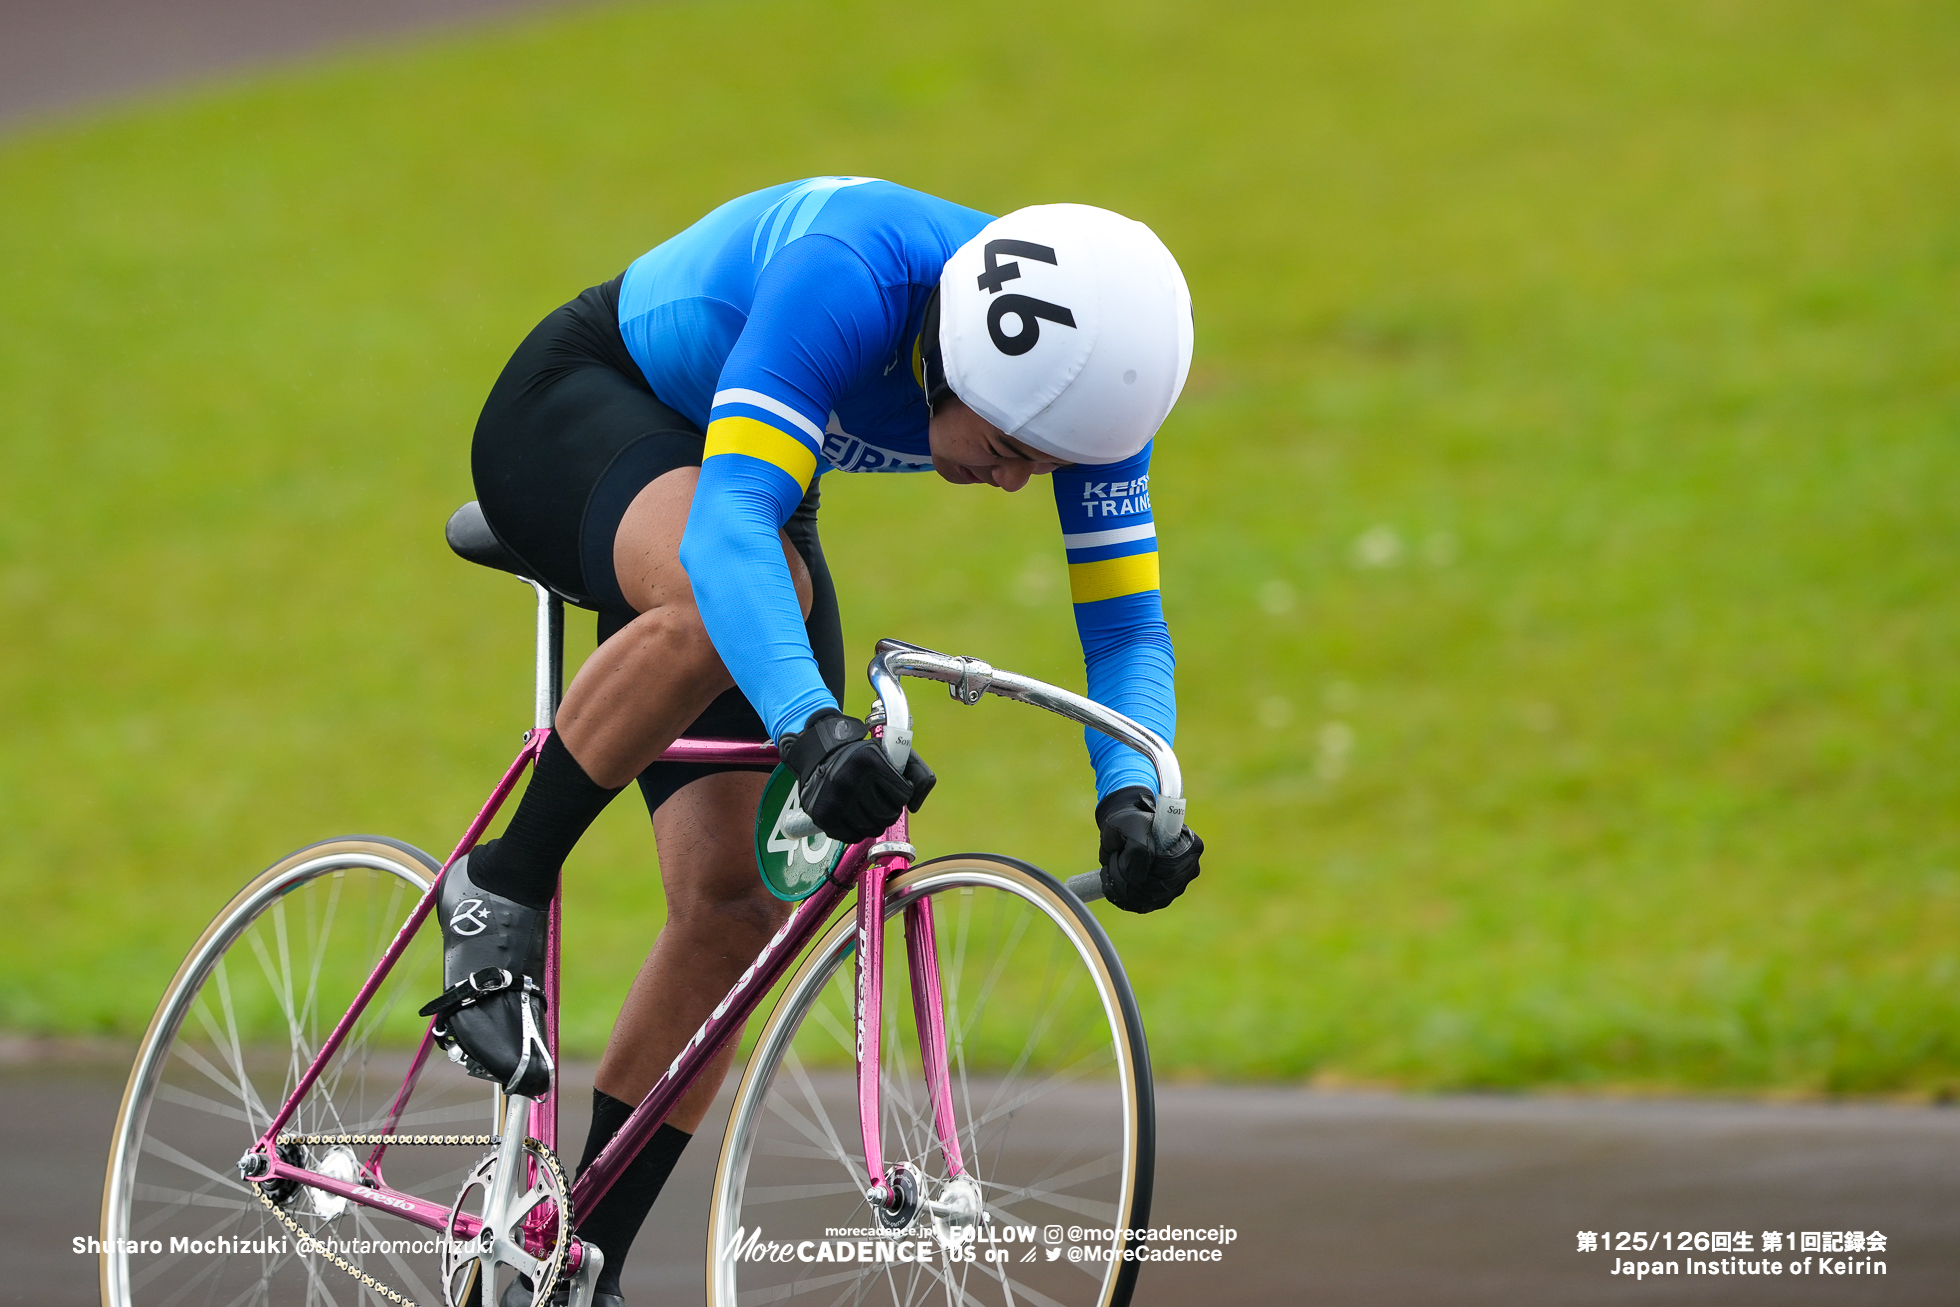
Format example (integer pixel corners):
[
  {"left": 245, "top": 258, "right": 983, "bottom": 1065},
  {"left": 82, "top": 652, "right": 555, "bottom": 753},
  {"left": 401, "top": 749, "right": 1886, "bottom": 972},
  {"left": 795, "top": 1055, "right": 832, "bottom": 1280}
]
[{"left": 248, "top": 1133, "right": 570, "bottom": 1307}]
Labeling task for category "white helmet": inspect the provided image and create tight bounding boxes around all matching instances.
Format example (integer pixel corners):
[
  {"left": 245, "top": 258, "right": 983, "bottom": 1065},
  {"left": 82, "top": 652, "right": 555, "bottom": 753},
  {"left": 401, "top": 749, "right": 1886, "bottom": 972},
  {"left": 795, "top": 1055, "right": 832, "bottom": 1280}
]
[{"left": 927, "top": 204, "right": 1193, "bottom": 466}]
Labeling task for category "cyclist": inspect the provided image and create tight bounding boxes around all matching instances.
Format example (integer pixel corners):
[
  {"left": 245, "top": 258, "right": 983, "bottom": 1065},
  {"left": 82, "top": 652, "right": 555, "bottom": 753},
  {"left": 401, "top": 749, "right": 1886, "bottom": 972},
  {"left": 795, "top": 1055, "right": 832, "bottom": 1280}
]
[{"left": 427, "top": 178, "right": 1203, "bottom": 1305}]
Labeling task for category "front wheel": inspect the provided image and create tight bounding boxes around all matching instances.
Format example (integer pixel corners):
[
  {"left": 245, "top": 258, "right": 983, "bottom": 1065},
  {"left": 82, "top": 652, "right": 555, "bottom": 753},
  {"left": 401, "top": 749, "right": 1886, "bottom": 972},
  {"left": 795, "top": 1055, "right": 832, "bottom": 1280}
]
[
  {"left": 101, "top": 835, "right": 500, "bottom": 1307},
  {"left": 709, "top": 853, "right": 1154, "bottom": 1307}
]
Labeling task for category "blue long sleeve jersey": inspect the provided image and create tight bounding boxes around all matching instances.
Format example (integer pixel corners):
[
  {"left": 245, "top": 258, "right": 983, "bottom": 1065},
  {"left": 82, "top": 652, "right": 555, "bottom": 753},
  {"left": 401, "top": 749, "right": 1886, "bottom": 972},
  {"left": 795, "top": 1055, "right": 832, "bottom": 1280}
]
[{"left": 622, "top": 178, "right": 1172, "bottom": 797}]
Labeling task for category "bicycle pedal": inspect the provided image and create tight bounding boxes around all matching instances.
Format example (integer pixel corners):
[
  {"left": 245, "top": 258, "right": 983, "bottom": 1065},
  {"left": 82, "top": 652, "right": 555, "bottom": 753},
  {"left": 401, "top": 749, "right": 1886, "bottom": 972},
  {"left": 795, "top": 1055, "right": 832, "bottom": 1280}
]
[
  {"left": 497, "top": 1272, "right": 568, "bottom": 1307},
  {"left": 498, "top": 1274, "right": 618, "bottom": 1307}
]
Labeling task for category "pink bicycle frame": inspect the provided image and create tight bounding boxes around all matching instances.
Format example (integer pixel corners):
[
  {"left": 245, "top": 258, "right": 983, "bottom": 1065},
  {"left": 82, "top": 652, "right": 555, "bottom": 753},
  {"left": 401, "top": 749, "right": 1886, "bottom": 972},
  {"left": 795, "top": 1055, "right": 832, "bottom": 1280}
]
[{"left": 243, "top": 729, "right": 966, "bottom": 1250}]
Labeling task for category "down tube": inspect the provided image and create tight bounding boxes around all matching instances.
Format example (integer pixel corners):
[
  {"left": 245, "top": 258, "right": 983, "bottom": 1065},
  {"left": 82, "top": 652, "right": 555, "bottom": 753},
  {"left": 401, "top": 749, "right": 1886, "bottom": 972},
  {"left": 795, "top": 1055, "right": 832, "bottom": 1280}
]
[{"left": 571, "top": 847, "right": 863, "bottom": 1217}]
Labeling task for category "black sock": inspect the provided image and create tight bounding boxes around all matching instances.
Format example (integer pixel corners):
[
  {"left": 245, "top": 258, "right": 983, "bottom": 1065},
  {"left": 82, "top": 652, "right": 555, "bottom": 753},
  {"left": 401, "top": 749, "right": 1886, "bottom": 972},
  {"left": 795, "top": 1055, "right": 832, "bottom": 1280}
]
[
  {"left": 574, "top": 1090, "right": 691, "bottom": 1296},
  {"left": 468, "top": 732, "right": 623, "bottom": 910}
]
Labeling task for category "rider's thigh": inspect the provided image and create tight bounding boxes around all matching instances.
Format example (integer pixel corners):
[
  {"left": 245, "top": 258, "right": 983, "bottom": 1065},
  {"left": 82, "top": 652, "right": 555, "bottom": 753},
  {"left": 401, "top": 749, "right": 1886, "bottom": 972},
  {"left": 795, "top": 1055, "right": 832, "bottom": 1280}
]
[
  {"left": 651, "top": 769, "right": 793, "bottom": 927},
  {"left": 613, "top": 467, "right": 813, "bottom": 619}
]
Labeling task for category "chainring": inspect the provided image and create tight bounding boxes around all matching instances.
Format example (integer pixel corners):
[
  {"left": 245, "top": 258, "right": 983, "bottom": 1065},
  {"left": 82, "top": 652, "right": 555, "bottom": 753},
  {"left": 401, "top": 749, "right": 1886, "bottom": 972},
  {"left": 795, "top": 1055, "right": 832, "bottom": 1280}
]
[{"left": 440, "top": 1139, "right": 572, "bottom": 1307}]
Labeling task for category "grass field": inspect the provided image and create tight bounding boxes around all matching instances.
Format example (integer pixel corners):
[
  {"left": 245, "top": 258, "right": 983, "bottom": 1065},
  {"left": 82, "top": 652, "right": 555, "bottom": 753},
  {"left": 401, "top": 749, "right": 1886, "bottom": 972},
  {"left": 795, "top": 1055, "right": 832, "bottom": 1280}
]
[{"left": 2, "top": 0, "right": 1956, "bottom": 1093}]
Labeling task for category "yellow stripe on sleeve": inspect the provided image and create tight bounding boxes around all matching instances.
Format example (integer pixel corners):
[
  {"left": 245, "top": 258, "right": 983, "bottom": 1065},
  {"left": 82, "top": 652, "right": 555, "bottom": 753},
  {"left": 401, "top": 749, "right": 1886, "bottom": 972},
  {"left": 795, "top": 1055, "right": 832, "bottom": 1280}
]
[
  {"left": 1067, "top": 552, "right": 1161, "bottom": 605},
  {"left": 704, "top": 415, "right": 818, "bottom": 492}
]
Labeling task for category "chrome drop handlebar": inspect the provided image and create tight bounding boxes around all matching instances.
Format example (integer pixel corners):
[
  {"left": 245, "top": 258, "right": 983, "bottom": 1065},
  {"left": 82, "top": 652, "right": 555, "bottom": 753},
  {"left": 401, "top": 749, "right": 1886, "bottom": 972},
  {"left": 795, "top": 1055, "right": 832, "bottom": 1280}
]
[
  {"left": 779, "top": 640, "right": 1187, "bottom": 901},
  {"left": 869, "top": 638, "right": 1187, "bottom": 853}
]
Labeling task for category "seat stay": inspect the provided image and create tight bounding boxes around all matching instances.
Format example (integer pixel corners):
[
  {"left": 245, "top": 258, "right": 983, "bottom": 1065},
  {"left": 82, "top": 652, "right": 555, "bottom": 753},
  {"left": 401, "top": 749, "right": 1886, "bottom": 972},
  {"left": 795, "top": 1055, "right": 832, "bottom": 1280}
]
[{"left": 256, "top": 732, "right": 547, "bottom": 1149}]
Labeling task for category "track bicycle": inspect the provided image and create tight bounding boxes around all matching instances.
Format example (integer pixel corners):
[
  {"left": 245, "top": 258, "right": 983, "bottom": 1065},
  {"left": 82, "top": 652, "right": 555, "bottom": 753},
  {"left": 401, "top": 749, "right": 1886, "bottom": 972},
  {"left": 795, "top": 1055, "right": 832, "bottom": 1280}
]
[{"left": 101, "top": 500, "right": 1186, "bottom": 1307}]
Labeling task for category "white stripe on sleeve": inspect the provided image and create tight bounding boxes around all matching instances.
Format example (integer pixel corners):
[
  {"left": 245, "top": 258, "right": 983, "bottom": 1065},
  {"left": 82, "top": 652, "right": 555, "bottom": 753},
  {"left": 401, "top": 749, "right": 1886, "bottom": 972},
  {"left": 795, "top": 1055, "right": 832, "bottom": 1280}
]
[
  {"left": 712, "top": 388, "right": 826, "bottom": 444},
  {"left": 1061, "top": 523, "right": 1159, "bottom": 550}
]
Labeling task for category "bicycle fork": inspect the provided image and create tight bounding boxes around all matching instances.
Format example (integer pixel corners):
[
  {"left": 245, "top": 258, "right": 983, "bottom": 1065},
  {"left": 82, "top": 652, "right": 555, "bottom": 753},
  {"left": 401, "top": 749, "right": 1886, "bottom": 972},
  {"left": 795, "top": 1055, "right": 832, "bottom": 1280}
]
[{"left": 856, "top": 812, "right": 977, "bottom": 1233}]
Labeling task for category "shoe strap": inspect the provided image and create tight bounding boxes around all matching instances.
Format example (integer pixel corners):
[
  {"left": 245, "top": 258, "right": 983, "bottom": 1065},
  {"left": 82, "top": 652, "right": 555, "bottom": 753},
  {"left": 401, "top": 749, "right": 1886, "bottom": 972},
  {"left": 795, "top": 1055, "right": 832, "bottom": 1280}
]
[{"left": 416, "top": 967, "right": 520, "bottom": 1018}]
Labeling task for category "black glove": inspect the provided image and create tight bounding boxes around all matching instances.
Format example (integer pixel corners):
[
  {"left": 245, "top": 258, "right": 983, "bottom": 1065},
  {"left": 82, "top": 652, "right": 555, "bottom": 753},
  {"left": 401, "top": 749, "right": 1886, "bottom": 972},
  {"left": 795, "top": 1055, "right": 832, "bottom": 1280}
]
[
  {"left": 781, "top": 709, "right": 936, "bottom": 844},
  {"left": 1096, "top": 787, "right": 1202, "bottom": 913}
]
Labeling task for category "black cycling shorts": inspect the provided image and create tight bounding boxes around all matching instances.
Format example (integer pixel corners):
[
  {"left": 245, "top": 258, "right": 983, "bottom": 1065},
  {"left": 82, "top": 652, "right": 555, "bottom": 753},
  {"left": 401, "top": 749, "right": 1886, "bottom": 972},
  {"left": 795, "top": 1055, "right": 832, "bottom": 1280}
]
[{"left": 471, "top": 275, "right": 845, "bottom": 813}]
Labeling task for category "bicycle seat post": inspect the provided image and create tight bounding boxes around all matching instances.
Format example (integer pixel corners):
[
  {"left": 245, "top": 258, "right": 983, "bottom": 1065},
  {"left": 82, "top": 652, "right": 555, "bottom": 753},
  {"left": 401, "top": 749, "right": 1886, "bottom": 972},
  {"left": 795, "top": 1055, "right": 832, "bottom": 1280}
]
[
  {"left": 515, "top": 575, "right": 565, "bottom": 1163},
  {"left": 519, "top": 578, "right": 565, "bottom": 731}
]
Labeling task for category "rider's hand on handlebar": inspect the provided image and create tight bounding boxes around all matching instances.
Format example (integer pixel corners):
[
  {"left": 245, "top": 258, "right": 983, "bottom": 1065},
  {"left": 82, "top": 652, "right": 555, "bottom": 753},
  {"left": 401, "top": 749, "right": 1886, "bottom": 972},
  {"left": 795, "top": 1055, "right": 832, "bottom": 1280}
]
[
  {"left": 781, "top": 709, "right": 936, "bottom": 844},
  {"left": 1096, "top": 787, "right": 1202, "bottom": 913}
]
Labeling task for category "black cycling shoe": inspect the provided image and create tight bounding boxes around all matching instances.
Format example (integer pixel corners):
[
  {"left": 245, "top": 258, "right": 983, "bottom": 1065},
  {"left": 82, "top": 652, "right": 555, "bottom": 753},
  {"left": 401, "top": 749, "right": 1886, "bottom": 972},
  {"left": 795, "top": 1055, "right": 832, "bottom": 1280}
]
[{"left": 417, "top": 853, "right": 553, "bottom": 1098}]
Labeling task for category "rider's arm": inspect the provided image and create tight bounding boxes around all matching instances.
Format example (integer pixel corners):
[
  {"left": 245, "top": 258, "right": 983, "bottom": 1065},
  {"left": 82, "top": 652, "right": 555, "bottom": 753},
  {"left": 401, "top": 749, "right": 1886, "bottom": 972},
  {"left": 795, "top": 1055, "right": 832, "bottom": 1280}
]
[
  {"left": 677, "top": 234, "right": 901, "bottom": 741},
  {"left": 1052, "top": 443, "right": 1175, "bottom": 799}
]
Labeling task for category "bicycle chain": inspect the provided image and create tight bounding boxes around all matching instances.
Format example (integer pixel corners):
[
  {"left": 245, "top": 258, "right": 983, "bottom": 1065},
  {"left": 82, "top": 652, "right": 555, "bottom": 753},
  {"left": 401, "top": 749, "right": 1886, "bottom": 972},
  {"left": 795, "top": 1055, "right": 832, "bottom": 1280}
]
[
  {"left": 248, "top": 1133, "right": 572, "bottom": 1307},
  {"left": 277, "top": 1132, "right": 503, "bottom": 1146}
]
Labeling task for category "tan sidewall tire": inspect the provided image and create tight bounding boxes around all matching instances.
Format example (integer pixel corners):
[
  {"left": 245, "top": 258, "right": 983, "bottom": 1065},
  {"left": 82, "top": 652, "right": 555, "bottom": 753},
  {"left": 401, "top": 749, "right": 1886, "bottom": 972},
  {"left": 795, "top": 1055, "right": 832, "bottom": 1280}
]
[
  {"left": 99, "top": 836, "right": 440, "bottom": 1307},
  {"left": 707, "top": 852, "right": 1154, "bottom": 1307}
]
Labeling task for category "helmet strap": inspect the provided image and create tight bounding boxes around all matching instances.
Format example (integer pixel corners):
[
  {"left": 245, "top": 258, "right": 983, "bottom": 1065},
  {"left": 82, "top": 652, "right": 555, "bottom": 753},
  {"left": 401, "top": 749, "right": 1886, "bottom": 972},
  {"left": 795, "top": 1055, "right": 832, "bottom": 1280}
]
[{"left": 919, "top": 287, "right": 956, "bottom": 415}]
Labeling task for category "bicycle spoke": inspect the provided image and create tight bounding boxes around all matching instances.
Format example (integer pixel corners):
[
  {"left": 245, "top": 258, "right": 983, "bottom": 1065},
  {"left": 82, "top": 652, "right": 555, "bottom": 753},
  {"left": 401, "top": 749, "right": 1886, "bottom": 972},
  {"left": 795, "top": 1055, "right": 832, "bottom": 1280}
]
[
  {"left": 392, "top": 1098, "right": 500, "bottom": 1130},
  {"left": 878, "top": 1006, "right": 935, "bottom": 1173},
  {"left": 738, "top": 1179, "right": 869, "bottom": 1206},
  {"left": 949, "top": 912, "right": 1032, "bottom": 1053},
  {"left": 294, "top": 875, "right": 345, "bottom": 1068},
  {"left": 131, "top": 1195, "right": 268, "bottom": 1297},
  {"left": 207, "top": 960, "right": 272, "bottom": 1133},
  {"left": 257, "top": 900, "right": 305, "bottom": 1099},
  {"left": 804, "top": 985, "right": 858, "bottom": 1059},
  {"left": 164, "top": 1036, "right": 269, "bottom": 1127},
  {"left": 980, "top": 1176, "right": 1121, "bottom": 1223},
  {"left": 944, "top": 890, "right": 988, "bottom": 1198},
  {"left": 965, "top": 1048, "right": 1115, "bottom": 1140},
  {"left": 318, "top": 940, "right": 433, "bottom": 1131},
  {"left": 973, "top": 1258, "right": 1071, "bottom": 1307},
  {"left": 129, "top": 1181, "right": 255, "bottom": 1249},
  {"left": 105, "top": 843, "right": 478, "bottom": 1307},
  {"left": 780, "top": 1049, "right": 865, "bottom": 1182},
  {"left": 888, "top": 1250, "right": 983, "bottom": 1307},
  {"left": 715, "top": 860, "right": 1144, "bottom": 1307},
  {"left": 351, "top": 1206, "right": 438, "bottom": 1304},
  {"left": 995, "top": 1136, "right": 1121, "bottom": 1222},
  {"left": 137, "top": 1240, "right": 230, "bottom": 1305},
  {"left": 292, "top": 1244, "right": 347, "bottom": 1307},
  {"left": 978, "top": 940, "right": 1081, "bottom": 1124},
  {"left": 732, "top": 1264, "right": 867, "bottom": 1306},
  {"left": 142, "top": 1133, "right": 251, "bottom": 1192}
]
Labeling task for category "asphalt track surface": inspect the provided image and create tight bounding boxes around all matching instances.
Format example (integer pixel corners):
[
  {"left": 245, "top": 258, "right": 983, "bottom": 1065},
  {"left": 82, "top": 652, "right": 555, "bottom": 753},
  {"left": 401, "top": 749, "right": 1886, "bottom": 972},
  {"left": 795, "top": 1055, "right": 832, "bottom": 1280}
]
[
  {"left": 8, "top": 1047, "right": 1959, "bottom": 1306},
  {"left": 6, "top": 4, "right": 1958, "bottom": 1303},
  {"left": 0, "top": 0, "right": 592, "bottom": 131}
]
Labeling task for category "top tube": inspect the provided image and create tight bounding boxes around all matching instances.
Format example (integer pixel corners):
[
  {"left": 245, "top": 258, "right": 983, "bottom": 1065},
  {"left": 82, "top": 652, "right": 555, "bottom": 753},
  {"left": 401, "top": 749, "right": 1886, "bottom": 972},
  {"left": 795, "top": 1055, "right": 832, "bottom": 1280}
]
[{"left": 656, "top": 737, "right": 780, "bottom": 767}]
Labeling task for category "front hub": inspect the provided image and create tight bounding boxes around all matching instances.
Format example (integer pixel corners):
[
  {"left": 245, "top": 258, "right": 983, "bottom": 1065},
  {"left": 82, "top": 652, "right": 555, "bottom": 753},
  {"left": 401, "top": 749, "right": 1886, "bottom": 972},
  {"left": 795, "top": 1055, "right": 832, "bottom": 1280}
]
[{"left": 874, "top": 1164, "right": 922, "bottom": 1230}]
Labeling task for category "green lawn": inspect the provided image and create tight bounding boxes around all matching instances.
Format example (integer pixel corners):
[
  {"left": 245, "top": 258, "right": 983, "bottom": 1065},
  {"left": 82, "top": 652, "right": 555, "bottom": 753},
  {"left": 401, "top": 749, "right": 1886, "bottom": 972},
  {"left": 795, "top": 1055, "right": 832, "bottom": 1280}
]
[{"left": 2, "top": 0, "right": 1956, "bottom": 1093}]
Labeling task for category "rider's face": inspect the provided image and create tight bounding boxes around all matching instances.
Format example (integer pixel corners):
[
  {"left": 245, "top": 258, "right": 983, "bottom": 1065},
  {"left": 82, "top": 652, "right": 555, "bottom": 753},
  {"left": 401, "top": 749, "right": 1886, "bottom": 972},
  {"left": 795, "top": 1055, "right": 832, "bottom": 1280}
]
[{"left": 928, "top": 398, "right": 1070, "bottom": 492}]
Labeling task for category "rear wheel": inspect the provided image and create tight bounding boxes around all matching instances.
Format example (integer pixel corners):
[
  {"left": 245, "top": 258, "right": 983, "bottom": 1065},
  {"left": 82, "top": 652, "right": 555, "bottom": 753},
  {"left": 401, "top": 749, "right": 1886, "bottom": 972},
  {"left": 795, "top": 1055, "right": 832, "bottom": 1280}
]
[
  {"left": 709, "top": 853, "right": 1154, "bottom": 1307},
  {"left": 101, "top": 836, "right": 499, "bottom": 1306}
]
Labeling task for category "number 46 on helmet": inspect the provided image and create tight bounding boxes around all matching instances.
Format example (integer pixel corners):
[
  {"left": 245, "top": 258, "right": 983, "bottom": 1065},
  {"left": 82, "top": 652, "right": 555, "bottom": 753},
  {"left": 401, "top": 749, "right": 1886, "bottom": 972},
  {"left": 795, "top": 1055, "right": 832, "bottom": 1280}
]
[{"left": 924, "top": 203, "right": 1195, "bottom": 467}]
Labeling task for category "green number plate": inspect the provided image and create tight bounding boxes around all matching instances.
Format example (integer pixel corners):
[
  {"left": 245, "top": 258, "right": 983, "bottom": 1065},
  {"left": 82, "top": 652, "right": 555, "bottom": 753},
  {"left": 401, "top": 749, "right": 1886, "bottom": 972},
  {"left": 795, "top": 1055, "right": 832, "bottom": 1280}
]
[{"left": 753, "top": 764, "right": 844, "bottom": 901}]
